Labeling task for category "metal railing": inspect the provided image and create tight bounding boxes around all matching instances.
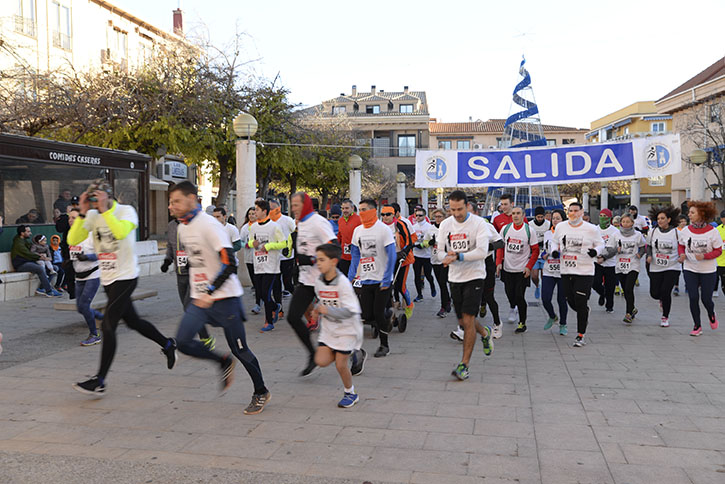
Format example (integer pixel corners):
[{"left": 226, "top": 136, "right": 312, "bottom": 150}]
[
  {"left": 14, "top": 15, "right": 36, "bottom": 37},
  {"left": 52, "top": 31, "right": 72, "bottom": 50}
]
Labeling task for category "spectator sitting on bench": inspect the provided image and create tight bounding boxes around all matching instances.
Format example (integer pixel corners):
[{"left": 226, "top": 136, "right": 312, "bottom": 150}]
[
  {"left": 31, "top": 234, "right": 57, "bottom": 276},
  {"left": 11, "top": 225, "right": 62, "bottom": 298},
  {"left": 16, "top": 209, "right": 44, "bottom": 225}
]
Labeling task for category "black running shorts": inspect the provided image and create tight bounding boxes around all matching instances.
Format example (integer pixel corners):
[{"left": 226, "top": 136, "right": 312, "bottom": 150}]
[{"left": 450, "top": 279, "right": 485, "bottom": 319}]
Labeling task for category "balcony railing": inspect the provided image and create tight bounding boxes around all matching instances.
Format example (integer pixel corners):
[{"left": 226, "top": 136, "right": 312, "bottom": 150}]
[
  {"left": 52, "top": 31, "right": 72, "bottom": 50},
  {"left": 14, "top": 15, "right": 36, "bottom": 38}
]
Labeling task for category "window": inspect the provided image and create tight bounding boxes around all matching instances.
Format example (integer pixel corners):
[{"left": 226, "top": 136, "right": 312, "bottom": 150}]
[
  {"left": 398, "top": 135, "right": 416, "bottom": 157},
  {"left": 332, "top": 106, "right": 346, "bottom": 115},
  {"left": 457, "top": 140, "right": 471, "bottom": 150},
  {"left": 710, "top": 104, "right": 721, "bottom": 123},
  {"left": 562, "top": 139, "right": 576, "bottom": 145},
  {"left": 651, "top": 122, "right": 666, "bottom": 133},
  {"left": 15, "top": 0, "right": 36, "bottom": 37},
  {"left": 497, "top": 137, "right": 510, "bottom": 148},
  {"left": 51, "top": 2, "right": 72, "bottom": 50},
  {"left": 546, "top": 139, "right": 557, "bottom": 146},
  {"left": 624, "top": 127, "right": 629, "bottom": 135},
  {"left": 397, "top": 164, "right": 416, "bottom": 181},
  {"left": 438, "top": 140, "right": 451, "bottom": 150},
  {"left": 366, "top": 105, "right": 380, "bottom": 114},
  {"left": 399, "top": 104, "right": 413, "bottom": 113}
]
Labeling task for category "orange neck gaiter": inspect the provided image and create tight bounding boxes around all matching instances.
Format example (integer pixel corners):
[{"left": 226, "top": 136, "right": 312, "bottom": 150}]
[
  {"left": 270, "top": 207, "right": 281, "bottom": 221},
  {"left": 360, "top": 210, "right": 378, "bottom": 228}
]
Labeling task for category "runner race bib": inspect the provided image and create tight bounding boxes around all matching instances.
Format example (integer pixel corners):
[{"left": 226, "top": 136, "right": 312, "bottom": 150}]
[
  {"left": 360, "top": 257, "right": 377, "bottom": 274},
  {"left": 618, "top": 257, "right": 631, "bottom": 272},
  {"left": 352, "top": 278, "right": 362, "bottom": 288},
  {"left": 318, "top": 290, "right": 340, "bottom": 308},
  {"left": 98, "top": 253, "right": 118, "bottom": 273},
  {"left": 507, "top": 238, "right": 523, "bottom": 253},
  {"left": 450, "top": 233, "right": 468, "bottom": 252},
  {"left": 562, "top": 254, "right": 577, "bottom": 269},
  {"left": 654, "top": 254, "right": 669, "bottom": 267},
  {"left": 255, "top": 250, "right": 268, "bottom": 265},
  {"left": 69, "top": 245, "right": 82, "bottom": 261},
  {"left": 546, "top": 258, "right": 560, "bottom": 273},
  {"left": 193, "top": 273, "right": 209, "bottom": 294},
  {"left": 176, "top": 250, "right": 188, "bottom": 267},
  {"left": 343, "top": 243, "right": 351, "bottom": 255}
]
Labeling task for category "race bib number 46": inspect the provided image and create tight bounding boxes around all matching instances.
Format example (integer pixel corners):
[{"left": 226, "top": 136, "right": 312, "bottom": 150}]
[
  {"left": 450, "top": 233, "right": 468, "bottom": 252},
  {"left": 98, "top": 253, "right": 118, "bottom": 273},
  {"left": 360, "top": 257, "right": 377, "bottom": 274}
]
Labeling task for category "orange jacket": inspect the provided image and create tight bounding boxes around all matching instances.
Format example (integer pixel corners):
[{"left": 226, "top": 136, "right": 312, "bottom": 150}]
[
  {"left": 337, "top": 213, "right": 361, "bottom": 261},
  {"left": 395, "top": 219, "right": 415, "bottom": 266}
]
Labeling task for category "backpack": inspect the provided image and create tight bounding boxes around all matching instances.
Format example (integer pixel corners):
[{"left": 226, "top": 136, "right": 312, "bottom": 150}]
[{"left": 502, "top": 222, "right": 531, "bottom": 242}]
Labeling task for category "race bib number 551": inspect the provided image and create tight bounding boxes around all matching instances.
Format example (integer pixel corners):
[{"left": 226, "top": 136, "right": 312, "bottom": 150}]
[{"left": 360, "top": 257, "right": 377, "bottom": 274}]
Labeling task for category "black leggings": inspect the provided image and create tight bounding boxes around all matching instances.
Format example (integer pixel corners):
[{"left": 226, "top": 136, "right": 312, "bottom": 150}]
[
  {"left": 502, "top": 270, "right": 529, "bottom": 324},
  {"left": 256, "top": 273, "right": 278, "bottom": 323},
  {"left": 98, "top": 278, "right": 169, "bottom": 380},
  {"left": 715, "top": 266, "right": 725, "bottom": 295},
  {"left": 618, "top": 271, "right": 639, "bottom": 315},
  {"left": 246, "top": 263, "right": 260, "bottom": 305},
  {"left": 683, "top": 270, "right": 717, "bottom": 329},
  {"left": 593, "top": 264, "right": 616, "bottom": 311},
  {"left": 359, "top": 283, "right": 392, "bottom": 348},
  {"left": 649, "top": 270, "right": 679, "bottom": 318},
  {"left": 286, "top": 284, "right": 316, "bottom": 358},
  {"left": 432, "top": 264, "right": 450, "bottom": 309},
  {"left": 413, "top": 256, "right": 436, "bottom": 297},
  {"left": 481, "top": 255, "right": 501, "bottom": 325},
  {"left": 561, "top": 274, "right": 594, "bottom": 335}
]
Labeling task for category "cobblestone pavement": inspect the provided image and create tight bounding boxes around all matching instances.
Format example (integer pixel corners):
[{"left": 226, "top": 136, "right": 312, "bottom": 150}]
[{"left": 1, "top": 272, "right": 725, "bottom": 483}]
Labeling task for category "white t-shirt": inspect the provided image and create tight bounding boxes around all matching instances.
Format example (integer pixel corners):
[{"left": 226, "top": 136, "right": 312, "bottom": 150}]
[
  {"left": 315, "top": 271, "right": 363, "bottom": 352},
  {"left": 500, "top": 223, "right": 537, "bottom": 273},
  {"left": 178, "top": 212, "right": 243, "bottom": 300},
  {"left": 71, "top": 235, "right": 100, "bottom": 281},
  {"left": 647, "top": 227, "right": 681, "bottom": 272},
  {"left": 350, "top": 220, "right": 395, "bottom": 282},
  {"left": 611, "top": 230, "right": 646, "bottom": 274},
  {"left": 248, "top": 220, "right": 285, "bottom": 274},
  {"left": 484, "top": 218, "right": 502, "bottom": 259},
  {"left": 551, "top": 221, "right": 604, "bottom": 276},
  {"left": 436, "top": 213, "right": 490, "bottom": 283},
  {"left": 542, "top": 230, "right": 560, "bottom": 278},
  {"left": 679, "top": 226, "right": 723, "bottom": 273},
  {"left": 528, "top": 219, "right": 551, "bottom": 246},
  {"left": 412, "top": 220, "right": 434, "bottom": 258},
  {"left": 633, "top": 215, "right": 649, "bottom": 232},
  {"left": 239, "top": 223, "right": 254, "bottom": 265},
  {"left": 297, "top": 213, "right": 337, "bottom": 286},
  {"left": 82, "top": 203, "right": 139, "bottom": 285},
  {"left": 598, "top": 225, "right": 620, "bottom": 268},
  {"left": 223, "top": 222, "right": 241, "bottom": 263},
  {"left": 430, "top": 225, "right": 441, "bottom": 265},
  {"left": 274, "top": 214, "right": 296, "bottom": 261}
]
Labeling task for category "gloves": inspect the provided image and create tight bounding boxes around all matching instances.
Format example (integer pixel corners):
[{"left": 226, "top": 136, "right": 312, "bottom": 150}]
[
  {"left": 77, "top": 254, "right": 89, "bottom": 262},
  {"left": 297, "top": 253, "right": 314, "bottom": 266},
  {"left": 282, "top": 247, "right": 290, "bottom": 258},
  {"left": 587, "top": 248, "right": 598, "bottom": 258},
  {"left": 396, "top": 251, "right": 406, "bottom": 263},
  {"left": 429, "top": 235, "right": 436, "bottom": 246},
  {"left": 551, "top": 251, "right": 560, "bottom": 259},
  {"left": 160, "top": 259, "right": 170, "bottom": 272}
]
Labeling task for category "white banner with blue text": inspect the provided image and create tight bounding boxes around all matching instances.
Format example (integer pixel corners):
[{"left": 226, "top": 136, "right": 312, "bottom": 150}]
[{"left": 414, "top": 134, "right": 681, "bottom": 188}]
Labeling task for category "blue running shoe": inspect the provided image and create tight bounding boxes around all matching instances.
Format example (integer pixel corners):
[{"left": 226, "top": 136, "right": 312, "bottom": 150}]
[
  {"left": 272, "top": 303, "right": 282, "bottom": 324},
  {"left": 559, "top": 324, "right": 568, "bottom": 336},
  {"left": 431, "top": 288, "right": 437, "bottom": 298},
  {"left": 338, "top": 392, "right": 359, "bottom": 408},
  {"left": 260, "top": 322, "right": 274, "bottom": 332},
  {"left": 534, "top": 286, "right": 540, "bottom": 299},
  {"left": 251, "top": 304, "right": 262, "bottom": 315},
  {"left": 543, "top": 316, "right": 558, "bottom": 330}
]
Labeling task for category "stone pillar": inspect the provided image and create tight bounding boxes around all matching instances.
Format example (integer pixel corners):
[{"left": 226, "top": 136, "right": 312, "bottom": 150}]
[
  {"left": 235, "top": 139, "right": 256, "bottom": 286},
  {"left": 630, "top": 179, "right": 640, "bottom": 208}
]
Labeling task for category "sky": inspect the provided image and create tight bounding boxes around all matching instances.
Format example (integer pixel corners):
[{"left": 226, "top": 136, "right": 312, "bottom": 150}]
[{"left": 114, "top": 0, "right": 725, "bottom": 129}]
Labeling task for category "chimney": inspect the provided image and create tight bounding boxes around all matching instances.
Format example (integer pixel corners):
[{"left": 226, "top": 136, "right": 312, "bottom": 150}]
[
  {"left": 173, "top": 8, "right": 183, "bottom": 35},
  {"left": 469, "top": 116, "right": 472, "bottom": 122},
  {"left": 351, "top": 85, "right": 357, "bottom": 96},
  {"left": 404, "top": 85, "right": 409, "bottom": 94},
  {"left": 371, "top": 85, "right": 376, "bottom": 95}
]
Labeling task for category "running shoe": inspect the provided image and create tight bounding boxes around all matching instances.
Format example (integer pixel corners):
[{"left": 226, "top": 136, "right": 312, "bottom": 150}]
[
  {"left": 72, "top": 376, "right": 105, "bottom": 395},
  {"left": 414, "top": 295, "right": 423, "bottom": 303},
  {"left": 479, "top": 304, "right": 487, "bottom": 318},
  {"left": 272, "top": 303, "right": 282, "bottom": 324},
  {"left": 544, "top": 316, "right": 558, "bottom": 330},
  {"left": 278, "top": 310, "right": 285, "bottom": 320},
  {"left": 244, "top": 391, "right": 271, "bottom": 415},
  {"left": 559, "top": 324, "right": 568, "bottom": 336},
  {"left": 507, "top": 308, "right": 517, "bottom": 324},
  {"left": 250, "top": 304, "right": 262, "bottom": 315},
  {"left": 338, "top": 392, "right": 360, "bottom": 408},
  {"left": 404, "top": 302, "right": 414, "bottom": 319},
  {"left": 605, "top": 308, "right": 614, "bottom": 314},
  {"left": 300, "top": 358, "right": 317, "bottom": 377},
  {"left": 260, "top": 322, "right": 274, "bottom": 332},
  {"left": 350, "top": 348, "right": 367, "bottom": 376},
  {"left": 660, "top": 317, "right": 670, "bottom": 327},
  {"left": 515, "top": 322, "right": 527, "bottom": 334},
  {"left": 673, "top": 286, "right": 679, "bottom": 296},
  {"left": 635, "top": 278, "right": 640, "bottom": 287},
  {"left": 481, "top": 326, "right": 494, "bottom": 357},
  {"left": 35, "top": 288, "right": 47, "bottom": 296},
  {"left": 444, "top": 304, "right": 451, "bottom": 314},
  {"left": 452, "top": 363, "right": 469, "bottom": 381},
  {"left": 436, "top": 308, "right": 447, "bottom": 318},
  {"left": 614, "top": 286, "right": 622, "bottom": 296},
  {"left": 282, "top": 290, "right": 292, "bottom": 298},
  {"left": 710, "top": 313, "right": 719, "bottom": 330},
  {"left": 374, "top": 345, "right": 390, "bottom": 358},
  {"left": 492, "top": 323, "right": 502, "bottom": 340},
  {"left": 431, "top": 288, "right": 437, "bottom": 298},
  {"left": 49, "top": 289, "right": 63, "bottom": 297},
  {"left": 631, "top": 308, "right": 638, "bottom": 318},
  {"left": 162, "top": 339, "right": 177, "bottom": 370},
  {"left": 449, "top": 326, "right": 464, "bottom": 342},
  {"left": 573, "top": 335, "right": 586, "bottom": 347},
  {"left": 201, "top": 336, "right": 216, "bottom": 351},
  {"left": 598, "top": 294, "right": 605, "bottom": 306},
  {"left": 80, "top": 334, "right": 101, "bottom": 346},
  {"left": 220, "top": 355, "right": 235, "bottom": 392},
  {"left": 534, "top": 286, "right": 541, "bottom": 299},
  {"left": 690, "top": 327, "right": 703, "bottom": 337},
  {"left": 623, "top": 314, "right": 633, "bottom": 325}
]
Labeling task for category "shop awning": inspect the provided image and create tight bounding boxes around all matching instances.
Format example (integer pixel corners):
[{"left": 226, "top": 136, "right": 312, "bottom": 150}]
[
  {"left": 613, "top": 118, "right": 632, "bottom": 128},
  {"left": 149, "top": 175, "right": 169, "bottom": 191}
]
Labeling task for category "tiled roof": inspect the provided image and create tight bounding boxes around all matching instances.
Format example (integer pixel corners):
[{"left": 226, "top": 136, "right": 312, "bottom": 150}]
[
  {"left": 322, "top": 90, "right": 428, "bottom": 107},
  {"left": 298, "top": 104, "right": 429, "bottom": 118},
  {"left": 355, "top": 95, "right": 390, "bottom": 102},
  {"left": 430, "top": 119, "right": 587, "bottom": 134},
  {"left": 657, "top": 56, "right": 725, "bottom": 102}
]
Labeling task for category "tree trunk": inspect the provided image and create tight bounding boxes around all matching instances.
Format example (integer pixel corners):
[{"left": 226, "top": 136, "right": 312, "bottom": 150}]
[
  {"left": 259, "top": 165, "right": 273, "bottom": 199},
  {"left": 288, "top": 175, "right": 297, "bottom": 199},
  {"left": 321, "top": 189, "right": 329, "bottom": 212}
]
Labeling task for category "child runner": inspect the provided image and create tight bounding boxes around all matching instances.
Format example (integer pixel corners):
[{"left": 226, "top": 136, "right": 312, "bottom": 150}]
[
  {"left": 312, "top": 243, "right": 365, "bottom": 408},
  {"left": 646, "top": 205, "right": 681, "bottom": 327},
  {"left": 541, "top": 209, "right": 568, "bottom": 335},
  {"left": 606, "top": 214, "right": 646, "bottom": 324}
]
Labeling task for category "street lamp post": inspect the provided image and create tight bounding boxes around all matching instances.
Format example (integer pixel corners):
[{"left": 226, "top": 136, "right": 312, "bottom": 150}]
[
  {"left": 396, "top": 172, "right": 407, "bottom": 218},
  {"left": 600, "top": 182, "right": 608, "bottom": 210},
  {"left": 348, "top": 154, "right": 362, "bottom": 208},
  {"left": 630, "top": 179, "right": 641, "bottom": 209},
  {"left": 582, "top": 185, "right": 590, "bottom": 214},
  {"left": 689, "top": 149, "right": 709, "bottom": 201},
  {"left": 233, "top": 111, "right": 258, "bottom": 287}
]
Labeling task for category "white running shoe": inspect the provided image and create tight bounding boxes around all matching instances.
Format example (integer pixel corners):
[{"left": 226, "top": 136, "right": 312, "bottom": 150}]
[
  {"left": 492, "top": 324, "right": 503, "bottom": 340},
  {"left": 660, "top": 317, "right": 670, "bottom": 327},
  {"left": 507, "top": 308, "right": 518, "bottom": 324},
  {"left": 449, "top": 326, "right": 464, "bottom": 342}
]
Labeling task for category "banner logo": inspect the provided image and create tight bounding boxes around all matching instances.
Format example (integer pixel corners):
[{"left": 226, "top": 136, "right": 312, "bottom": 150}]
[
  {"left": 645, "top": 144, "right": 671, "bottom": 170},
  {"left": 425, "top": 156, "right": 448, "bottom": 182}
]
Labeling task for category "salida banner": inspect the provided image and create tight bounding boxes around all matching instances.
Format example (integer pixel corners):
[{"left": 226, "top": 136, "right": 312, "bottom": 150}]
[{"left": 415, "top": 133, "right": 681, "bottom": 188}]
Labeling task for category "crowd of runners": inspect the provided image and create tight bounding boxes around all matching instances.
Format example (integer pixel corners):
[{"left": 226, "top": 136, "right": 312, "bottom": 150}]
[{"left": 67, "top": 178, "right": 725, "bottom": 412}]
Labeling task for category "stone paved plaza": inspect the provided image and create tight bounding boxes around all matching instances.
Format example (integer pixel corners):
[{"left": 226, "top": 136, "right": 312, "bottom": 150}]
[{"left": 1, "top": 272, "right": 725, "bottom": 483}]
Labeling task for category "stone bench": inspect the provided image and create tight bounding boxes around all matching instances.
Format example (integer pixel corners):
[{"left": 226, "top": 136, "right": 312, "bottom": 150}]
[{"left": 53, "top": 288, "right": 158, "bottom": 311}]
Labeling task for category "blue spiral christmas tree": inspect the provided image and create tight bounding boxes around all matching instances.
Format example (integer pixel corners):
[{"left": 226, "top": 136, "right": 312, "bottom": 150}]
[{"left": 503, "top": 57, "right": 547, "bottom": 148}]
